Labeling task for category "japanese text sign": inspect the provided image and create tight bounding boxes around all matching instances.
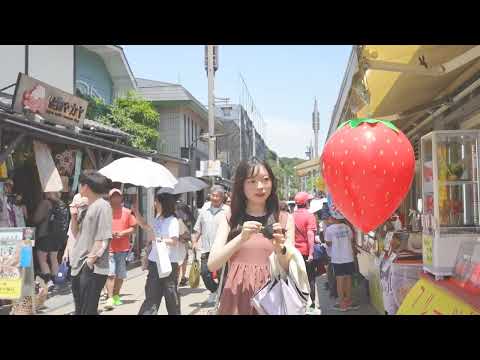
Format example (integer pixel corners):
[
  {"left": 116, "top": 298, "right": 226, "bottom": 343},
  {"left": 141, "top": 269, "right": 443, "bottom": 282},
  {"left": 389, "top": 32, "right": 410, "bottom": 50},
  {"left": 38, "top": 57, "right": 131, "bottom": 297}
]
[{"left": 12, "top": 73, "right": 87, "bottom": 128}]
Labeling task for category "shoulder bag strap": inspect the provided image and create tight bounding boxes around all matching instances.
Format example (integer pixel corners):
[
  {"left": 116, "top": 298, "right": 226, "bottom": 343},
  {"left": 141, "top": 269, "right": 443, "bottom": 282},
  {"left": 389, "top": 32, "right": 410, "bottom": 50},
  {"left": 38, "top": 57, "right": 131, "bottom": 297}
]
[{"left": 213, "top": 262, "right": 226, "bottom": 313}]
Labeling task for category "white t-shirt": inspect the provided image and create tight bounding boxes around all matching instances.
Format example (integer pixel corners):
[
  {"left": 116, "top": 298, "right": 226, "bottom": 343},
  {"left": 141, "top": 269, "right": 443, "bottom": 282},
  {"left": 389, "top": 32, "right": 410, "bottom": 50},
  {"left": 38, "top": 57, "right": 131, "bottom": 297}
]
[
  {"left": 324, "top": 223, "right": 354, "bottom": 264},
  {"left": 148, "top": 216, "right": 182, "bottom": 264}
]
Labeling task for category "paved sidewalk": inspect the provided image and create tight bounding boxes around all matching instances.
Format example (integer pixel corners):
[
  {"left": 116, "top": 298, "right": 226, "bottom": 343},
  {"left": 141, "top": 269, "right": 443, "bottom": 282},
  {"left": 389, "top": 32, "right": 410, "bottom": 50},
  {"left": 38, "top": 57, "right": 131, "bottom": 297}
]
[
  {"left": 44, "top": 263, "right": 216, "bottom": 315},
  {"left": 10, "top": 259, "right": 379, "bottom": 316},
  {"left": 315, "top": 272, "right": 379, "bottom": 315}
]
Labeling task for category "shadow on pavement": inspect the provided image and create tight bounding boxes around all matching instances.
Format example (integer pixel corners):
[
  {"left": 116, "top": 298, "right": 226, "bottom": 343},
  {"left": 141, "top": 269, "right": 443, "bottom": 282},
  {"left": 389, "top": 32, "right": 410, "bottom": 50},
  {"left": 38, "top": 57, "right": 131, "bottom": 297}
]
[
  {"left": 179, "top": 287, "right": 208, "bottom": 296},
  {"left": 189, "top": 302, "right": 214, "bottom": 308}
]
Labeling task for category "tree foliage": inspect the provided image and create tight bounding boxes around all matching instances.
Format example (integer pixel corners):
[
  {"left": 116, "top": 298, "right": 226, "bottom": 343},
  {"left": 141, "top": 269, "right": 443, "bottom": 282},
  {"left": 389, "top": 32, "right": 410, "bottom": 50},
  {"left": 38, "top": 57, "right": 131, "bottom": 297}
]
[
  {"left": 266, "top": 149, "right": 303, "bottom": 200},
  {"left": 77, "top": 90, "right": 160, "bottom": 152}
]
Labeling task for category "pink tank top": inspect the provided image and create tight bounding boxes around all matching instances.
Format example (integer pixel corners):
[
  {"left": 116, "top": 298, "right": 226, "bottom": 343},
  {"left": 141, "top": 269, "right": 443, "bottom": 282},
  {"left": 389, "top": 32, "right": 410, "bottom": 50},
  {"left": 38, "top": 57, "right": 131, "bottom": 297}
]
[{"left": 217, "top": 212, "right": 288, "bottom": 315}]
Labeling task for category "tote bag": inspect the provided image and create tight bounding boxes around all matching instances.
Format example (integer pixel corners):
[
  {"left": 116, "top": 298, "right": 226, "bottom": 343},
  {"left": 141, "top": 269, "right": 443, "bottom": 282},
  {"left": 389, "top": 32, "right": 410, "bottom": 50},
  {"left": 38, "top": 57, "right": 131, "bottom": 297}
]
[
  {"left": 154, "top": 238, "right": 172, "bottom": 279},
  {"left": 188, "top": 250, "right": 200, "bottom": 288},
  {"left": 251, "top": 275, "right": 309, "bottom": 315}
]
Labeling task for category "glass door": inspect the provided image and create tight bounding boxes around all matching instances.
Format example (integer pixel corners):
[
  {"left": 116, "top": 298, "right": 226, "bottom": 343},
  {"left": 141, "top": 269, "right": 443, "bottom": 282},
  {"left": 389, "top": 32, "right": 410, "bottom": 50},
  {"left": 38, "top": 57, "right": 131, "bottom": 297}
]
[{"left": 435, "top": 132, "right": 480, "bottom": 232}]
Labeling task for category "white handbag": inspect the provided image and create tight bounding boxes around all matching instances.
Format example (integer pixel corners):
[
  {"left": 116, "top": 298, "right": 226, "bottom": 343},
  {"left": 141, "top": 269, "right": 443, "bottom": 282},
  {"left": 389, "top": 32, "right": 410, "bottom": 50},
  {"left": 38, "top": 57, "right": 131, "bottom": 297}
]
[
  {"left": 154, "top": 238, "right": 172, "bottom": 279},
  {"left": 251, "top": 275, "right": 309, "bottom": 315}
]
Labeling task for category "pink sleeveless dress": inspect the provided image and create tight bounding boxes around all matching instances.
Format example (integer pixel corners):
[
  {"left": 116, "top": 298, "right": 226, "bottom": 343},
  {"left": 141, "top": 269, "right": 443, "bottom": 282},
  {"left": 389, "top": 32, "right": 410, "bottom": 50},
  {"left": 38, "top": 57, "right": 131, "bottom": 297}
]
[{"left": 217, "top": 212, "right": 288, "bottom": 315}]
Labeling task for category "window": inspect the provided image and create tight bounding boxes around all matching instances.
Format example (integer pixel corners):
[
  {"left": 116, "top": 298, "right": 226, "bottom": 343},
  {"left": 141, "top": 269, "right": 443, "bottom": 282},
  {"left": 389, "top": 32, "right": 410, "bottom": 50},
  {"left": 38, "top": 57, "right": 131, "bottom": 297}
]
[
  {"left": 184, "top": 115, "right": 187, "bottom": 147},
  {"left": 76, "top": 80, "right": 90, "bottom": 96},
  {"left": 190, "top": 117, "right": 194, "bottom": 144},
  {"left": 187, "top": 116, "right": 191, "bottom": 147}
]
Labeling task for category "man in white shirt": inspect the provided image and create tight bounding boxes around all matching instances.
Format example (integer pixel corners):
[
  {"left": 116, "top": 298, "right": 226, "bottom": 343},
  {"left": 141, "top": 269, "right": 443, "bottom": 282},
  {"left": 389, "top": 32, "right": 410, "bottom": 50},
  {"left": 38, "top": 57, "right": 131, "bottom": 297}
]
[
  {"left": 192, "top": 185, "right": 229, "bottom": 303},
  {"left": 324, "top": 208, "right": 359, "bottom": 312}
]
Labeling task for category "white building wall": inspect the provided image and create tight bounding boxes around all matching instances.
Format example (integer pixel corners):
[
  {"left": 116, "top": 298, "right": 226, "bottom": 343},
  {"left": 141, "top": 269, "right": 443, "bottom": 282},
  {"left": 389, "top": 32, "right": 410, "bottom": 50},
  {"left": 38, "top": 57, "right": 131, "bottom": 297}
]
[
  {"left": 0, "top": 45, "right": 26, "bottom": 94},
  {"left": 28, "top": 45, "right": 74, "bottom": 94}
]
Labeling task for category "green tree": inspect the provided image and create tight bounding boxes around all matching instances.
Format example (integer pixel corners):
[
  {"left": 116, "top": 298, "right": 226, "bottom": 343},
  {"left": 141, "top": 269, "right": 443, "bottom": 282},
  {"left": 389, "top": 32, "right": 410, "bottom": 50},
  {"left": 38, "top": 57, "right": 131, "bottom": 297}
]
[
  {"left": 76, "top": 91, "right": 160, "bottom": 152},
  {"left": 266, "top": 149, "right": 302, "bottom": 200}
]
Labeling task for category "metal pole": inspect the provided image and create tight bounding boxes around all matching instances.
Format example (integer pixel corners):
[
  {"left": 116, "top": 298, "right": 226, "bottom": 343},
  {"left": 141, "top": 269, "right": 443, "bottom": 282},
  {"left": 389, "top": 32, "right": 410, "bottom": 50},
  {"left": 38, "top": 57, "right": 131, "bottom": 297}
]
[{"left": 207, "top": 45, "right": 216, "bottom": 163}]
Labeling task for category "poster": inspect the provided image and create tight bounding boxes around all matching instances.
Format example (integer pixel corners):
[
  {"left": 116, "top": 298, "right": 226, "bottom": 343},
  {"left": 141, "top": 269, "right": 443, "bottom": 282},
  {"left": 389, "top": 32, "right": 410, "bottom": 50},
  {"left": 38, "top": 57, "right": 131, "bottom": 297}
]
[
  {"left": 0, "top": 228, "right": 34, "bottom": 301},
  {"left": 0, "top": 229, "right": 23, "bottom": 300},
  {"left": 397, "top": 277, "right": 480, "bottom": 315}
]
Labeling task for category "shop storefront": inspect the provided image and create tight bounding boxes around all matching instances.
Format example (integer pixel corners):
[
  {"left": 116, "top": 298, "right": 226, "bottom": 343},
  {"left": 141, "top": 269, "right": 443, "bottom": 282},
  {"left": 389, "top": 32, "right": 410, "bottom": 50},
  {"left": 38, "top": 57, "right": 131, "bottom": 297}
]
[
  {"left": 328, "top": 45, "right": 480, "bottom": 314},
  {"left": 0, "top": 74, "right": 169, "bottom": 311}
]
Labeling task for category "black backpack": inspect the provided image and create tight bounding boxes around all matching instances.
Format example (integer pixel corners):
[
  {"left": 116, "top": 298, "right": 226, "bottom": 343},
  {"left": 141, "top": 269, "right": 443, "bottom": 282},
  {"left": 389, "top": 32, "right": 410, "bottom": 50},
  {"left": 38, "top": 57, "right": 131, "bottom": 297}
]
[{"left": 47, "top": 200, "right": 70, "bottom": 238}]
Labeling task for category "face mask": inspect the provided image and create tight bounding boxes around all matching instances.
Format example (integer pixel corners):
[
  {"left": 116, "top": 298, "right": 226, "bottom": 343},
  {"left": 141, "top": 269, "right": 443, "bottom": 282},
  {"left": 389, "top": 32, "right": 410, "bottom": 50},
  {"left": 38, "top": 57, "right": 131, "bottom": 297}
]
[{"left": 208, "top": 206, "right": 222, "bottom": 216}]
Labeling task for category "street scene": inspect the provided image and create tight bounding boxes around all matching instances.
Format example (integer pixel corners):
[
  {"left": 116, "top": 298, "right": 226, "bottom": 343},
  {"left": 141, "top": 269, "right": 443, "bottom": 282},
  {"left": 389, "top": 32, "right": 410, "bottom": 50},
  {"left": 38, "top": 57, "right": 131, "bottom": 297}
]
[{"left": 0, "top": 45, "right": 479, "bottom": 316}]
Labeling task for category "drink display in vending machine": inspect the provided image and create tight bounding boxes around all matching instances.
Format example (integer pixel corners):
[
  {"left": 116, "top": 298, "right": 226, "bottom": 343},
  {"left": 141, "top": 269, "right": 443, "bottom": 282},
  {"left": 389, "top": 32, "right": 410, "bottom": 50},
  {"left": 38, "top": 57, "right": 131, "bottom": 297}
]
[{"left": 421, "top": 130, "right": 480, "bottom": 279}]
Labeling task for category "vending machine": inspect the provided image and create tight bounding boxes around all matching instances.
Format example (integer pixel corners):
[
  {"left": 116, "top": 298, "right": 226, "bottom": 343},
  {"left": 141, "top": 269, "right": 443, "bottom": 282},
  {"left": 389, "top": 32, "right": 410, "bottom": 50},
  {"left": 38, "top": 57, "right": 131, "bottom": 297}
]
[{"left": 421, "top": 130, "right": 480, "bottom": 279}]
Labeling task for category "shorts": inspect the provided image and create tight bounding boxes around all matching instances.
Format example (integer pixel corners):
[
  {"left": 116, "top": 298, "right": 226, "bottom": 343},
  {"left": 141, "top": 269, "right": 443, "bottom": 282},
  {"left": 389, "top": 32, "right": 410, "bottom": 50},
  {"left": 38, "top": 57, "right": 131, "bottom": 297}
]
[
  {"left": 36, "top": 234, "right": 67, "bottom": 252},
  {"left": 109, "top": 251, "right": 128, "bottom": 279},
  {"left": 332, "top": 262, "right": 355, "bottom": 276}
]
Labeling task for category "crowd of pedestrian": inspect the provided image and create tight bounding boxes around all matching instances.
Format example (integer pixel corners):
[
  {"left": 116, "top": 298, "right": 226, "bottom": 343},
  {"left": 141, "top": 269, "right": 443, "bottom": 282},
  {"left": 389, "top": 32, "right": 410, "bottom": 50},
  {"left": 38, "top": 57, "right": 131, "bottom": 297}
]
[{"left": 17, "top": 154, "right": 364, "bottom": 316}]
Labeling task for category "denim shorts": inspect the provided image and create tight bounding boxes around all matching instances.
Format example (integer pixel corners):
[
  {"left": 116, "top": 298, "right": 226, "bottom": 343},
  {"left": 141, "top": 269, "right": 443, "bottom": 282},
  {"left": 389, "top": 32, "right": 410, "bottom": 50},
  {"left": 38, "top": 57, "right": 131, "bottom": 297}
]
[
  {"left": 332, "top": 262, "right": 355, "bottom": 276},
  {"left": 109, "top": 251, "right": 128, "bottom": 279}
]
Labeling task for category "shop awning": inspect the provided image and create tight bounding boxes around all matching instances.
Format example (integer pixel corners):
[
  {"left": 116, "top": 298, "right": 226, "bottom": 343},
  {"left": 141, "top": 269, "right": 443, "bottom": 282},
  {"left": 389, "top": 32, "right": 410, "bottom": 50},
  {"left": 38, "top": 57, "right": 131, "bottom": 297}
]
[
  {"left": 0, "top": 110, "right": 187, "bottom": 167},
  {"left": 352, "top": 45, "right": 480, "bottom": 132}
]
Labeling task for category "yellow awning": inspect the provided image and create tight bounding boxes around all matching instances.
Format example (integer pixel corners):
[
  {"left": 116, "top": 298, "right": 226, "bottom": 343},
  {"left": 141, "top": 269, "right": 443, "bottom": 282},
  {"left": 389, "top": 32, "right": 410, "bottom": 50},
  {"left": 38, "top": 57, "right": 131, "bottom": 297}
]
[{"left": 356, "top": 45, "right": 480, "bottom": 119}]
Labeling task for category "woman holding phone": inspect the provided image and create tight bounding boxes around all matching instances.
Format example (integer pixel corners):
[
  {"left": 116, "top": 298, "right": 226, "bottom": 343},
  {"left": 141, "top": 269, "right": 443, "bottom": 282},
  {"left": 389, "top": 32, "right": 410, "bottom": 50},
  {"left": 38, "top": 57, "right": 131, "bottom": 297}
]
[
  {"left": 133, "top": 192, "right": 181, "bottom": 315},
  {"left": 208, "top": 159, "right": 309, "bottom": 315}
]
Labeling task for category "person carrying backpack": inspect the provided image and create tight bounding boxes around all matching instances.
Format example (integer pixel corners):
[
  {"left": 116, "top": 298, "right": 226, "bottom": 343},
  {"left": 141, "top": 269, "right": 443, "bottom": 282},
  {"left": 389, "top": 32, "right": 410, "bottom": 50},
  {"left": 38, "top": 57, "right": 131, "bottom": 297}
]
[{"left": 32, "top": 192, "right": 70, "bottom": 291}]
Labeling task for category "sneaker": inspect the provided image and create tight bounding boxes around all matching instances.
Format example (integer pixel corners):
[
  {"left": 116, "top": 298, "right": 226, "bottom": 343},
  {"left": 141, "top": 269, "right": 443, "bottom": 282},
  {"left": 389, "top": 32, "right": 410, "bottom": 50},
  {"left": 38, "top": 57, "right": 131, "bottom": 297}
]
[
  {"left": 332, "top": 301, "right": 348, "bottom": 312},
  {"left": 100, "top": 293, "right": 108, "bottom": 303},
  {"left": 206, "top": 292, "right": 217, "bottom": 304},
  {"left": 306, "top": 306, "right": 322, "bottom": 315},
  {"left": 104, "top": 297, "right": 115, "bottom": 311},
  {"left": 113, "top": 295, "right": 123, "bottom": 306},
  {"left": 345, "top": 300, "right": 360, "bottom": 310}
]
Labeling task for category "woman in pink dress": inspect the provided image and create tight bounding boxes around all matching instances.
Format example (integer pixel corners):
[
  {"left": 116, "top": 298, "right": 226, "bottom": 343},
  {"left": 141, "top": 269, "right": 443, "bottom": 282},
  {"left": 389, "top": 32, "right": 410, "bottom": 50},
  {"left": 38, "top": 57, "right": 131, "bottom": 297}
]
[{"left": 208, "top": 160, "right": 309, "bottom": 315}]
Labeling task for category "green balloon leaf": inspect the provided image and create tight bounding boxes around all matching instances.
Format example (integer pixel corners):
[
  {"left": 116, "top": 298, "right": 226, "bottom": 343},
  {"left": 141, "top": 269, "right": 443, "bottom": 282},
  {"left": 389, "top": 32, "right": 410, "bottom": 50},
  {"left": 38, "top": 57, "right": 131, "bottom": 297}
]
[{"left": 338, "top": 118, "right": 400, "bottom": 133}]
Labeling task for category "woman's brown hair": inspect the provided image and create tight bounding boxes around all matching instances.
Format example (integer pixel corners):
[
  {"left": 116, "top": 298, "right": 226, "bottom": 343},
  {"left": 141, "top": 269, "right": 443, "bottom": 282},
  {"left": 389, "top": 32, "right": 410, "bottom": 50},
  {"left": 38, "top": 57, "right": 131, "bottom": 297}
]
[
  {"left": 156, "top": 193, "right": 177, "bottom": 218},
  {"left": 229, "top": 159, "right": 279, "bottom": 239}
]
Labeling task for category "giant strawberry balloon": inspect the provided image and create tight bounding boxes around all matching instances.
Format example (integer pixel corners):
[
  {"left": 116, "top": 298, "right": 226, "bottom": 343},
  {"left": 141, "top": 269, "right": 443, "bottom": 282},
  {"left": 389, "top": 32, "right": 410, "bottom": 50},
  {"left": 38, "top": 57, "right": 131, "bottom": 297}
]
[{"left": 322, "top": 118, "right": 415, "bottom": 233}]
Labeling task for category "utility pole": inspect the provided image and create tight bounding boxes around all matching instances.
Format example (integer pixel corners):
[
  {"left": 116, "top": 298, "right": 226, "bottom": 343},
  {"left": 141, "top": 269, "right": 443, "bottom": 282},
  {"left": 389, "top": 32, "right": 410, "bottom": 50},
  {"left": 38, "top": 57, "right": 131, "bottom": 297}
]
[
  {"left": 207, "top": 45, "right": 216, "bottom": 163},
  {"left": 205, "top": 45, "right": 218, "bottom": 186},
  {"left": 312, "top": 97, "right": 320, "bottom": 159}
]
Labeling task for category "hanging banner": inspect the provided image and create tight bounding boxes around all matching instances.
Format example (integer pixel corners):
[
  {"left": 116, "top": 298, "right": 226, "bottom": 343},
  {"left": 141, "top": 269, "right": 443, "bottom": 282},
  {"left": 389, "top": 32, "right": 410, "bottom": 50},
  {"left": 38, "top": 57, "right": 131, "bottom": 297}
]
[
  {"left": 12, "top": 73, "right": 87, "bottom": 129},
  {"left": 71, "top": 150, "right": 83, "bottom": 193},
  {"left": 397, "top": 277, "right": 480, "bottom": 315},
  {"left": 33, "top": 141, "right": 63, "bottom": 192}
]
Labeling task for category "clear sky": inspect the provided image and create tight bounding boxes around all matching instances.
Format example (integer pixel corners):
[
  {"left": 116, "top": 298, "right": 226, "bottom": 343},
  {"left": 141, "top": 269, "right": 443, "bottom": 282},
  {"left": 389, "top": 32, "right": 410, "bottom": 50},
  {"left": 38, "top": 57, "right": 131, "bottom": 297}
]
[{"left": 123, "top": 45, "right": 352, "bottom": 159}]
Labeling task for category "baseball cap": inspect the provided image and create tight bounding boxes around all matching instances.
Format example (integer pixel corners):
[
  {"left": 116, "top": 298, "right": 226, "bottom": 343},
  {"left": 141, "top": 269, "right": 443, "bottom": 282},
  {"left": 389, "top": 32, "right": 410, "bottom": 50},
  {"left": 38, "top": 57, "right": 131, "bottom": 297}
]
[
  {"left": 109, "top": 188, "right": 122, "bottom": 197},
  {"left": 294, "top": 192, "right": 314, "bottom": 206}
]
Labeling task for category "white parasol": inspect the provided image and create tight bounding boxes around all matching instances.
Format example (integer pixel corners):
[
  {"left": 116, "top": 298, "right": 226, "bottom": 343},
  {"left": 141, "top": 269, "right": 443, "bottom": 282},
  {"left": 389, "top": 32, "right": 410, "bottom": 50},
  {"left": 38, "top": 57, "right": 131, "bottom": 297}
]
[
  {"left": 308, "top": 198, "right": 328, "bottom": 214},
  {"left": 98, "top": 157, "right": 178, "bottom": 189}
]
